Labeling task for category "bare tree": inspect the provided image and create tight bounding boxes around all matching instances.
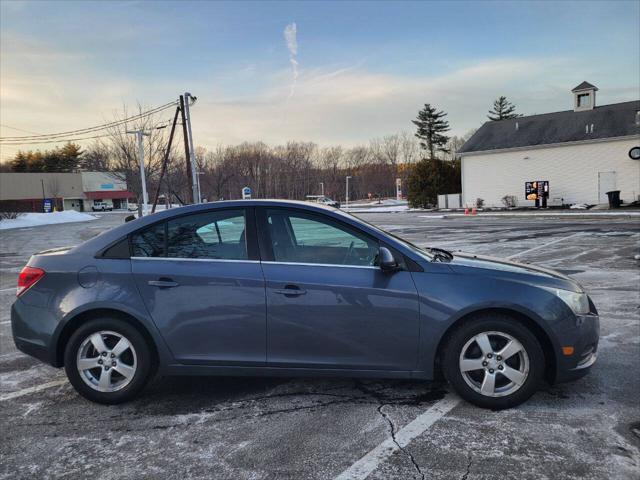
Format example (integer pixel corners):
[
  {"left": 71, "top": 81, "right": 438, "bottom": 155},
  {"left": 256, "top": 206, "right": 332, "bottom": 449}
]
[{"left": 104, "top": 105, "right": 176, "bottom": 215}]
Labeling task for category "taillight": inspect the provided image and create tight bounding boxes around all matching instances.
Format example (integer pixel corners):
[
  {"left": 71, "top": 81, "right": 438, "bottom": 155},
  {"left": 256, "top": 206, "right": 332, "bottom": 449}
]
[{"left": 16, "top": 266, "right": 45, "bottom": 297}]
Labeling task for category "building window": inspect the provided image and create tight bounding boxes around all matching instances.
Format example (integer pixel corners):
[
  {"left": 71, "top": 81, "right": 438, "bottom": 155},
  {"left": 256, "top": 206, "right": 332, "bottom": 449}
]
[{"left": 577, "top": 93, "right": 591, "bottom": 108}]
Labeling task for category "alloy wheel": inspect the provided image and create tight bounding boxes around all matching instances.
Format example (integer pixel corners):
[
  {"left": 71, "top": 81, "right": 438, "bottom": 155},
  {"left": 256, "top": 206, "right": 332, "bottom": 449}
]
[
  {"left": 458, "top": 330, "right": 530, "bottom": 397},
  {"left": 76, "top": 330, "right": 137, "bottom": 392}
]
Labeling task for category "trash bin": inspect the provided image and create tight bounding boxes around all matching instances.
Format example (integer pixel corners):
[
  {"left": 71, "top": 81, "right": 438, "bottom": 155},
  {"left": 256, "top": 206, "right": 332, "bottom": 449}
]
[{"left": 606, "top": 190, "right": 621, "bottom": 209}]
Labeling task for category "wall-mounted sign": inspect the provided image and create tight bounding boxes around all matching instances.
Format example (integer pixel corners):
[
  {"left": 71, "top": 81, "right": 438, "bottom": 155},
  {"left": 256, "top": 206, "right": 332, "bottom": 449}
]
[
  {"left": 525, "top": 181, "right": 549, "bottom": 201},
  {"left": 242, "top": 186, "right": 252, "bottom": 200},
  {"left": 43, "top": 198, "right": 53, "bottom": 213},
  {"left": 100, "top": 183, "right": 115, "bottom": 189},
  {"left": 629, "top": 147, "right": 640, "bottom": 160}
]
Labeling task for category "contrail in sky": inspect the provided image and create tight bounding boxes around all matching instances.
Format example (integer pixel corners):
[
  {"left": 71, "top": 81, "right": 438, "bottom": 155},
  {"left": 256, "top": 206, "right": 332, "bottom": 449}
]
[{"left": 283, "top": 22, "right": 298, "bottom": 102}]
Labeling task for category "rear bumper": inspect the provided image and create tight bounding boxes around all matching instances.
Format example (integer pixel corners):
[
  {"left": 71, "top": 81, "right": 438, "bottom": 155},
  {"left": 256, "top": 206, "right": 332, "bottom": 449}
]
[
  {"left": 554, "top": 312, "right": 599, "bottom": 383},
  {"left": 11, "top": 299, "right": 59, "bottom": 367}
]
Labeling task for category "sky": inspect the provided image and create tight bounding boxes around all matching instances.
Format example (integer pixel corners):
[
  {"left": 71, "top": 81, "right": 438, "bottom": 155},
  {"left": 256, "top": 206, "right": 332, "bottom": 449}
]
[{"left": 1, "top": 0, "right": 639, "bottom": 161}]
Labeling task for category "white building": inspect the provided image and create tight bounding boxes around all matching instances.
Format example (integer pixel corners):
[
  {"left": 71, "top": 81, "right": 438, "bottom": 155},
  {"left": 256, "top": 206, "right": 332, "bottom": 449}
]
[{"left": 458, "top": 82, "right": 640, "bottom": 207}]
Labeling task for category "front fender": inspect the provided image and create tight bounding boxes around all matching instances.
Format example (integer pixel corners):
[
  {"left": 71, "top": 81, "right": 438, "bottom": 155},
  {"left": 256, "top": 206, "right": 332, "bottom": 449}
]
[{"left": 411, "top": 271, "right": 570, "bottom": 377}]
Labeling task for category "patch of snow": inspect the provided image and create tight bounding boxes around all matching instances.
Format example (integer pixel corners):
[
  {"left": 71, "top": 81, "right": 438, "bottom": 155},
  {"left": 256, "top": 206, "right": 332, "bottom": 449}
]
[
  {"left": 348, "top": 199, "right": 408, "bottom": 207},
  {"left": 445, "top": 211, "right": 640, "bottom": 217},
  {"left": 347, "top": 205, "right": 410, "bottom": 213},
  {"left": 0, "top": 211, "right": 96, "bottom": 230}
]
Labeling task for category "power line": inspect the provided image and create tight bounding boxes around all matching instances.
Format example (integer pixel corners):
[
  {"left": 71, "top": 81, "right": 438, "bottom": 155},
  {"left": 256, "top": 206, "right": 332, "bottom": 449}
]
[
  {"left": 0, "top": 101, "right": 178, "bottom": 142},
  {"left": 0, "top": 118, "right": 175, "bottom": 146},
  {"left": 0, "top": 124, "right": 43, "bottom": 136},
  {"left": 0, "top": 133, "right": 113, "bottom": 146}
]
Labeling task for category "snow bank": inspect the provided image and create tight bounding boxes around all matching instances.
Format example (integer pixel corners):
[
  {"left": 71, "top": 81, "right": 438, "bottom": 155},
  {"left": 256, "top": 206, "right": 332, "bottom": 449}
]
[{"left": 0, "top": 211, "right": 97, "bottom": 230}]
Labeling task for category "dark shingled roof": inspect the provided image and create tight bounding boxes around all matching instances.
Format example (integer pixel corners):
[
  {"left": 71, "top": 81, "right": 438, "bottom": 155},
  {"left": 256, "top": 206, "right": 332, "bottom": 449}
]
[
  {"left": 572, "top": 81, "right": 598, "bottom": 92},
  {"left": 458, "top": 100, "right": 640, "bottom": 155}
]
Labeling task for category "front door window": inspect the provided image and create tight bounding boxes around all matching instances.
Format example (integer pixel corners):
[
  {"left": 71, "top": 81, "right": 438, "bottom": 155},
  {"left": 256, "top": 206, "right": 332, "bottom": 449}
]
[{"left": 266, "top": 209, "right": 378, "bottom": 266}]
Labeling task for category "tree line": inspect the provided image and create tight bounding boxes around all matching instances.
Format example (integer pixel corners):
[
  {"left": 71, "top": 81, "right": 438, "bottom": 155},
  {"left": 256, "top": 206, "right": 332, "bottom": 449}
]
[{"left": 4, "top": 96, "right": 521, "bottom": 209}]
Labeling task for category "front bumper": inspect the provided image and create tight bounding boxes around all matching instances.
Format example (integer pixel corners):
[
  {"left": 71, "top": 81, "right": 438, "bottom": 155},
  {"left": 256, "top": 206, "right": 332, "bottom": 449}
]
[{"left": 554, "top": 312, "right": 599, "bottom": 383}]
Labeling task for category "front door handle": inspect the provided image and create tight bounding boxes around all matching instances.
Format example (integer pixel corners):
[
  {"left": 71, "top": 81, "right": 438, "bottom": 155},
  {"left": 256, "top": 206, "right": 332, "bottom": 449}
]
[
  {"left": 274, "top": 285, "right": 307, "bottom": 296},
  {"left": 148, "top": 278, "right": 179, "bottom": 288}
]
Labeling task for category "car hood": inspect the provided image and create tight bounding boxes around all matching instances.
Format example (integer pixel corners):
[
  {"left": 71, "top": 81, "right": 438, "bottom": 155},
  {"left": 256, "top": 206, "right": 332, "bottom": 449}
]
[{"left": 446, "top": 252, "right": 583, "bottom": 292}]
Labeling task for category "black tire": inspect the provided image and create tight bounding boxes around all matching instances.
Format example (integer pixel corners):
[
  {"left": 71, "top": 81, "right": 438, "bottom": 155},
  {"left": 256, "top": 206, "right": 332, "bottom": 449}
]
[
  {"left": 442, "top": 313, "right": 545, "bottom": 409},
  {"left": 64, "top": 317, "right": 154, "bottom": 404}
]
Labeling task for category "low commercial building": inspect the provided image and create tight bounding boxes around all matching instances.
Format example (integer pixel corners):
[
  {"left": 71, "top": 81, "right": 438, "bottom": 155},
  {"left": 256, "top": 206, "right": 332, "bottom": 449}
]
[
  {"left": 81, "top": 172, "right": 131, "bottom": 210},
  {"left": 0, "top": 172, "right": 84, "bottom": 212},
  {"left": 0, "top": 171, "right": 133, "bottom": 212},
  {"left": 458, "top": 82, "right": 640, "bottom": 207}
]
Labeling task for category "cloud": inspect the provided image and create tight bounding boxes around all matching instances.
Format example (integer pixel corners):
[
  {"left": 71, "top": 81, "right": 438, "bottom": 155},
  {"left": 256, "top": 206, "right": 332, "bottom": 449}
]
[
  {"left": 190, "top": 57, "right": 598, "bottom": 147},
  {"left": 283, "top": 22, "right": 299, "bottom": 102},
  {"left": 1, "top": 32, "right": 637, "bottom": 162}
]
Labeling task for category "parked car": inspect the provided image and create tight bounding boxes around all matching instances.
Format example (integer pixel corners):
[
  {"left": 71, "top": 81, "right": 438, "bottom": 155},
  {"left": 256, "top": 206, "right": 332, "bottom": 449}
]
[
  {"left": 307, "top": 195, "right": 340, "bottom": 208},
  {"left": 91, "top": 201, "right": 112, "bottom": 212},
  {"left": 11, "top": 200, "right": 598, "bottom": 408}
]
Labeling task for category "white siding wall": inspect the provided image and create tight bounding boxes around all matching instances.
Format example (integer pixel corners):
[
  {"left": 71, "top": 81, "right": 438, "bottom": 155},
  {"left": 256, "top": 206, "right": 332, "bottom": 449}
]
[{"left": 461, "top": 138, "right": 640, "bottom": 207}]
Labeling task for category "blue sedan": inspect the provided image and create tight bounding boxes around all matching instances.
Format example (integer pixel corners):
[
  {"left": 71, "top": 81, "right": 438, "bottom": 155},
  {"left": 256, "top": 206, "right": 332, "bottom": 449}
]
[{"left": 11, "top": 200, "right": 599, "bottom": 409}]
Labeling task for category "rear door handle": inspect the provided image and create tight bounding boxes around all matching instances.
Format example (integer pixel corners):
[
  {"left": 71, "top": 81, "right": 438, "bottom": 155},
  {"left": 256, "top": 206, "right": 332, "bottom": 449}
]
[
  {"left": 148, "top": 278, "right": 179, "bottom": 288},
  {"left": 274, "top": 285, "right": 306, "bottom": 296}
]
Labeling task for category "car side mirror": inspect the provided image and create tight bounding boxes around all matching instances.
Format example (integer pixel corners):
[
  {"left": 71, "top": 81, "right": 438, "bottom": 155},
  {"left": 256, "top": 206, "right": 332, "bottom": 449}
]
[{"left": 379, "top": 246, "right": 399, "bottom": 273}]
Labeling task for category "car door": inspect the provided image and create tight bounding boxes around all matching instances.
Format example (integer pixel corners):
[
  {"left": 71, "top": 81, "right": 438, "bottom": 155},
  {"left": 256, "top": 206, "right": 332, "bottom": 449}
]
[
  {"left": 258, "top": 207, "right": 420, "bottom": 371},
  {"left": 131, "top": 207, "right": 266, "bottom": 366}
]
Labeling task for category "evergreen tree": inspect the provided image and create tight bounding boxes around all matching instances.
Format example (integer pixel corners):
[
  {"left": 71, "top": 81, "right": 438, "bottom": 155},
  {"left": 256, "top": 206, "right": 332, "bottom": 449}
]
[
  {"left": 26, "top": 151, "right": 45, "bottom": 172},
  {"left": 407, "top": 158, "right": 461, "bottom": 208},
  {"left": 487, "top": 96, "right": 521, "bottom": 121},
  {"left": 58, "top": 142, "right": 82, "bottom": 172},
  {"left": 10, "top": 151, "right": 29, "bottom": 172},
  {"left": 412, "top": 104, "right": 450, "bottom": 160}
]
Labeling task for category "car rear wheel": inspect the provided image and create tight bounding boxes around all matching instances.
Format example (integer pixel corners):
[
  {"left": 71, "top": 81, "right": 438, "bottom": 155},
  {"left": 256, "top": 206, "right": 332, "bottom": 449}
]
[
  {"left": 442, "top": 313, "right": 545, "bottom": 409},
  {"left": 64, "top": 318, "right": 153, "bottom": 404}
]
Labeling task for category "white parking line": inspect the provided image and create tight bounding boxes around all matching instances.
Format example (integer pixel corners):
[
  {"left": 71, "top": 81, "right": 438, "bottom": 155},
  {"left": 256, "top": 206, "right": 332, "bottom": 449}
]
[
  {"left": 334, "top": 394, "right": 460, "bottom": 480},
  {"left": 0, "top": 320, "right": 11, "bottom": 325},
  {"left": 0, "top": 379, "right": 68, "bottom": 402},
  {"left": 0, "top": 287, "right": 15, "bottom": 292},
  {"left": 507, "top": 232, "right": 584, "bottom": 259}
]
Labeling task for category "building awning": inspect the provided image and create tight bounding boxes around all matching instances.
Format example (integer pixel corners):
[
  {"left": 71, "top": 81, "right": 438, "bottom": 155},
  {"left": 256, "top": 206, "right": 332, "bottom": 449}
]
[{"left": 84, "top": 190, "right": 134, "bottom": 200}]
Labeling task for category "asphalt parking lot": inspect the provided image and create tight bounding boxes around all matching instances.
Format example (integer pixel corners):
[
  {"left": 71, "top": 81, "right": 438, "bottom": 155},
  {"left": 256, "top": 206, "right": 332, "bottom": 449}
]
[{"left": 1, "top": 210, "right": 639, "bottom": 479}]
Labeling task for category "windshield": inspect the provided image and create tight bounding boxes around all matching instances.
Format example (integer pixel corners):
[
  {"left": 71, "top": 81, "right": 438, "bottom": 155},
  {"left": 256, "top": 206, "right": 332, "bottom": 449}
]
[{"left": 337, "top": 210, "right": 435, "bottom": 261}]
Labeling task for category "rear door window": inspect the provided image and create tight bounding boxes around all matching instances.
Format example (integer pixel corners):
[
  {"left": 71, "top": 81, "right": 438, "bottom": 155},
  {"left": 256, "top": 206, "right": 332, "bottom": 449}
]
[
  {"left": 131, "top": 223, "right": 166, "bottom": 257},
  {"left": 167, "top": 209, "right": 248, "bottom": 260}
]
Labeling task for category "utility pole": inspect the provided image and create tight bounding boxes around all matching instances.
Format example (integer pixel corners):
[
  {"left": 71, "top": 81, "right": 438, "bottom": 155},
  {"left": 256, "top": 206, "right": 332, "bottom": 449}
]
[
  {"left": 320, "top": 182, "right": 324, "bottom": 196},
  {"left": 179, "top": 95, "right": 194, "bottom": 204},
  {"left": 183, "top": 92, "right": 200, "bottom": 203},
  {"left": 345, "top": 176, "right": 352, "bottom": 210},
  {"left": 126, "top": 129, "right": 150, "bottom": 215},
  {"left": 152, "top": 104, "right": 181, "bottom": 213}
]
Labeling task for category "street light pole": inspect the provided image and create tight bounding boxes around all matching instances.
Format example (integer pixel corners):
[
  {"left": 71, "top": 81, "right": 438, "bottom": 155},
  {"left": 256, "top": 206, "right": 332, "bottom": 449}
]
[
  {"left": 345, "top": 176, "right": 351, "bottom": 210},
  {"left": 126, "top": 129, "right": 150, "bottom": 215},
  {"left": 196, "top": 171, "right": 204, "bottom": 203}
]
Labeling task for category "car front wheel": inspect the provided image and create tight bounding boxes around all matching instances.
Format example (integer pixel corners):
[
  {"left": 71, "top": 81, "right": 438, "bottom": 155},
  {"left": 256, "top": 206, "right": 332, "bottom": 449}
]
[
  {"left": 442, "top": 314, "right": 545, "bottom": 409},
  {"left": 64, "top": 318, "right": 153, "bottom": 404}
]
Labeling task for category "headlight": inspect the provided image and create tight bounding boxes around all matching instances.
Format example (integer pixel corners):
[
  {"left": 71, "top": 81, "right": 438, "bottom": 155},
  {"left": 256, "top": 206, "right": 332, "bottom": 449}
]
[{"left": 544, "top": 287, "right": 590, "bottom": 315}]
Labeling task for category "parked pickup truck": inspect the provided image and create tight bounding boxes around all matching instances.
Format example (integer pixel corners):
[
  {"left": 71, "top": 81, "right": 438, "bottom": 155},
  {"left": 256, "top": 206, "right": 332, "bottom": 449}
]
[{"left": 91, "top": 201, "right": 113, "bottom": 212}]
